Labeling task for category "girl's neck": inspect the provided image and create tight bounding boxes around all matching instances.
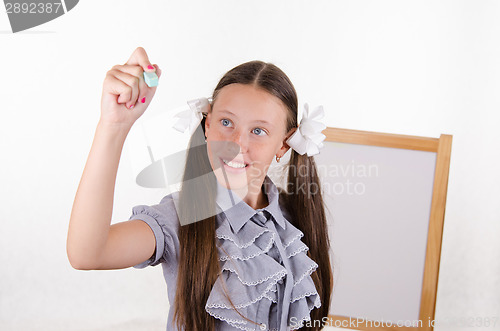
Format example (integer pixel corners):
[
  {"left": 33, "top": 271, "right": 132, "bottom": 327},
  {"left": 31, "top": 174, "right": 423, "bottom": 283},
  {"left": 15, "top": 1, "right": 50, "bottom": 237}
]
[
  {"left": 233, "top": 181, "right": 269, "bottom": 210},
  {"left": 253, "top": 186, "right": 269, "bottom": 210}
]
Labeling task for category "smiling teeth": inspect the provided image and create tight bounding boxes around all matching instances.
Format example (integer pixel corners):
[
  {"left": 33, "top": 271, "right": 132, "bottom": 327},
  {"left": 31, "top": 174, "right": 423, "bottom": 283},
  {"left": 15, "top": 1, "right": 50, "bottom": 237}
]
[{"left": 223, "top": 159, "right": 247, "bottom": 168}]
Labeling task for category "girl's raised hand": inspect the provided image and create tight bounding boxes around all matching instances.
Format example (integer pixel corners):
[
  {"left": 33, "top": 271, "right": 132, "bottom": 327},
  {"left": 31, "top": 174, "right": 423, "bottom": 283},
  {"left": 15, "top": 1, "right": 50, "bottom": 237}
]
[{"left": 100, "top": 47, "right": 162, "bottom": 128}]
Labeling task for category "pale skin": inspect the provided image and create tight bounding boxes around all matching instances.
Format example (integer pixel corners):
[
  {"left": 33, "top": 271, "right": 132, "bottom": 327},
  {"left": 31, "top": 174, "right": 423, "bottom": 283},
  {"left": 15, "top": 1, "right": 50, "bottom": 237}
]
[
  {"left": 67, "top": 47, "right": 295, "bottom": 271},
  {"left": 205, "top": 83, "right": 296, "bottom": 209}
]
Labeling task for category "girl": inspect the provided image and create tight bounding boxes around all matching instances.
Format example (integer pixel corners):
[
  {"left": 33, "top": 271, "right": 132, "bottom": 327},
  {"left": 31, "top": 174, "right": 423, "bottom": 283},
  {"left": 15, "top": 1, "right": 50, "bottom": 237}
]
[{"left": 67, "top": 47, "right": 332, "bottom": 331}]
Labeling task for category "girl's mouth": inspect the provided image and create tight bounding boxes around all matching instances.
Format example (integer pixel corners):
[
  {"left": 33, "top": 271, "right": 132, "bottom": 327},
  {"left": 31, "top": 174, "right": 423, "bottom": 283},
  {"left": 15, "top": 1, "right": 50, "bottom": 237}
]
[{"left": 219, "top": 157, "right": 249, "bottom": 172}]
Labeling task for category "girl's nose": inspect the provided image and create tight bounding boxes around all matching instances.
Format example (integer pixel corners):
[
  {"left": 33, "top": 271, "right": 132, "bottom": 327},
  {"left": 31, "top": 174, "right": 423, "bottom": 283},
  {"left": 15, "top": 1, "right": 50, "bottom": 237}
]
[{"left": 231, "top": 129, "right": 249, "bottom": 153}]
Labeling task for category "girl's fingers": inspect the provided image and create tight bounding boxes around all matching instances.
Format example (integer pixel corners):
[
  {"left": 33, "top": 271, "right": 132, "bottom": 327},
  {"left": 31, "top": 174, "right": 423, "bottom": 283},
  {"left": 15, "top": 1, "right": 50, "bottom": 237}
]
[
  {"left": 125, "top": 47, "right": 156, "bottom": 74},
  {"left": 111, "top": 64, "right": 144, "bottom": 78},
  {"left": 103, "top": 72, "right": 133, "bottom": 105},
  {"left": 103, "top": 48, "right": 159, "bottom": 112},
  {"left": 136, "top": 71, "right": 149, "bottom": 106},
  {"left": 111, "top": 64, "right": 159, "bottom": 107},
  {"left": 107, "top": 69, "right": 140, "bottom": 108},
  {"left": 100, "top": 48, "right": 159, "bottom": 127},
  {"left": 152, "top": 64, "right": 162, "bottom": 78}
]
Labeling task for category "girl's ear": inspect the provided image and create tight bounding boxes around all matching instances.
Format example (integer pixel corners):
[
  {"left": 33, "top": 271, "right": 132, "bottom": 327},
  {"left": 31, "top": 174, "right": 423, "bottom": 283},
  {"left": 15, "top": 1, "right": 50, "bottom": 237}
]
[
  {"left": 278, "top": 127, "right": 297, "bottom": 155},
  {"left": 205, "top": 110, "right": 212, "bottom": 133}
]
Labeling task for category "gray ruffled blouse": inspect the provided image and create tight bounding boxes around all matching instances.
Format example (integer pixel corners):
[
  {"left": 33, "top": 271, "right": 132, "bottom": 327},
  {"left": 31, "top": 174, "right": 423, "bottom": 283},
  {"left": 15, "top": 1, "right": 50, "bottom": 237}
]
[{"left": 129, "top": 175, "right": 321, "bottom": 331}]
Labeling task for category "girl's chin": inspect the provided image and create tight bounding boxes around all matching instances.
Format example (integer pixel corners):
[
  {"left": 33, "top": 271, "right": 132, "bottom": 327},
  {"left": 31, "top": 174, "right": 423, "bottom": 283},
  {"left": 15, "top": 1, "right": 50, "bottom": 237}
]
[{"left": 214, "top": 170, "right": 249, "bottom": 191}]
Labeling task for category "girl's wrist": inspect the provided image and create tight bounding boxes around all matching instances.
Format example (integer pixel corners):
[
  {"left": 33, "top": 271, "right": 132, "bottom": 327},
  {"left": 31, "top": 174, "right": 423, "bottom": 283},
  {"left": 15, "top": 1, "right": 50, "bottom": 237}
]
[{"left": 96, "top": 119, "right": 132, "bottom": 141}]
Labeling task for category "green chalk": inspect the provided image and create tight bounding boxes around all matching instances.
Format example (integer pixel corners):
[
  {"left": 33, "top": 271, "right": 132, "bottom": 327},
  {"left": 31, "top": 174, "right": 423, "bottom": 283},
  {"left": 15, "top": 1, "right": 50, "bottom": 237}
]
[{"left": 143, "top": 71, "right": 159, "bottom": 87}]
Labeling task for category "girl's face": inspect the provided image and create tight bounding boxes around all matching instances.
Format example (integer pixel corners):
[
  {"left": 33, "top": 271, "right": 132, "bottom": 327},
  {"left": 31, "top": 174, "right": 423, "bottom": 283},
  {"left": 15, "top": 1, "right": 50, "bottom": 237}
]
[{"left": 205, "top": 83, "right": 295, "bottom": 195}]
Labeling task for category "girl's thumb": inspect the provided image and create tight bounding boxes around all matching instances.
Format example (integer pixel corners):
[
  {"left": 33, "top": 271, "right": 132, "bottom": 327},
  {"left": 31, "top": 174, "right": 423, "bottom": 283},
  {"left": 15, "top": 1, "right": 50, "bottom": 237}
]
[{"left": 153, "top": 64, "right": 162, "bottom": 78}]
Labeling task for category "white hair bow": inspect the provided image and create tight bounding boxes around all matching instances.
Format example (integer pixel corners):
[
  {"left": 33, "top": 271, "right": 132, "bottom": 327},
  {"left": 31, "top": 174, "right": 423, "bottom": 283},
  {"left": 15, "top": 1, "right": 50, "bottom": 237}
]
[
  {"left": 286, "top": 103, "right": 327, "bottom": 156},
  {"left": 172, "top": 97, "right": 211, "bottom": 136}
]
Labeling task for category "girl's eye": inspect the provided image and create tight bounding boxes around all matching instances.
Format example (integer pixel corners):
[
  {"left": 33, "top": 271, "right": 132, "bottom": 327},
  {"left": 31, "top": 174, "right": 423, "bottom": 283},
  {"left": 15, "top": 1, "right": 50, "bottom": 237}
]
[
  {"left": 253, "top": 128, "right": 267, "bottom": 136},
  {"left": 220, "top": 119, "right": 266, "bottom": 136}
]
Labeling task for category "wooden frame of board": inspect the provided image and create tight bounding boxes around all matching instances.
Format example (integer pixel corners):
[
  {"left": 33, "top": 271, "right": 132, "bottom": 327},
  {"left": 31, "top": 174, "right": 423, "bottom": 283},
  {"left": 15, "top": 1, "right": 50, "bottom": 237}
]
[{"left": 323, "top": 127, "right": 452, "bottom": 331}]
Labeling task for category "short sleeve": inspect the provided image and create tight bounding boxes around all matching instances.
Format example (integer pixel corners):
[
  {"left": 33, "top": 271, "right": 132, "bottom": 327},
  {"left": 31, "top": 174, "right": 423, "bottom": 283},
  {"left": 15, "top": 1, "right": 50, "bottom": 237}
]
[{"left": 128, "top": 193, "right": 180, "bottom": 269}]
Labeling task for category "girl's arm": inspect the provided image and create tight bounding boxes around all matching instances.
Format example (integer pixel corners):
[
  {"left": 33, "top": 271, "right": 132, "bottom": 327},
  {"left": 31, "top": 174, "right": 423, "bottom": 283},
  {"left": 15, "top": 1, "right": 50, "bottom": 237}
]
[{"left": 66, "top": 47, "right": 161, "bottom": 270}]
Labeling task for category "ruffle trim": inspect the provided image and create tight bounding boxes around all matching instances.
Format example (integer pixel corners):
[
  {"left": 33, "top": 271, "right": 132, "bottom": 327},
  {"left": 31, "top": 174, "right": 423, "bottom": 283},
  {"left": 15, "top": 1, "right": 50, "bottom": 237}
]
[
  {"left": 130, "top": 205, "right": 164, "bottom": 221},
  {"left": 206, "top": 215, "right": 321, "bottom": 330}
]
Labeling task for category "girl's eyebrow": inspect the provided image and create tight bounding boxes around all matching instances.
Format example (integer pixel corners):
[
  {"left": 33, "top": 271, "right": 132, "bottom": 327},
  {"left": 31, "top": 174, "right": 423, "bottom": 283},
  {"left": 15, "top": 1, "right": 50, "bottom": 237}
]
[{"left": 218, "top": 109, "right": 274, "bottom": 127}]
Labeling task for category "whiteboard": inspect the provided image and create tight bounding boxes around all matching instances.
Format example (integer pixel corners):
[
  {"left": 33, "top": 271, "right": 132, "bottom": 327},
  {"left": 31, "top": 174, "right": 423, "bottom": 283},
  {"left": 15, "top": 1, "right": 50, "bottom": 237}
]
[{"left": 315, "top": 141, "right": 436, "bottom": 323}]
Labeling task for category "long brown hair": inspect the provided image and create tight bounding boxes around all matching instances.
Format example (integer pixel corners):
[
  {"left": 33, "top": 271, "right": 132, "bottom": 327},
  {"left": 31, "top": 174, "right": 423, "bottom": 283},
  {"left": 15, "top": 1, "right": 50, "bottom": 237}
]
[{"left": 173, "top": 61, "right": 333, "bottom": 330}]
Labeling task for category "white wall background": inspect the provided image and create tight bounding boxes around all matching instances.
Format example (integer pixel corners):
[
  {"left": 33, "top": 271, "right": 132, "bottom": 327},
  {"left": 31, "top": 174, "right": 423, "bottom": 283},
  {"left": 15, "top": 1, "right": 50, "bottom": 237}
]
[{"left": 1, "top": 0, "right": 499, "bottom": 330}]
